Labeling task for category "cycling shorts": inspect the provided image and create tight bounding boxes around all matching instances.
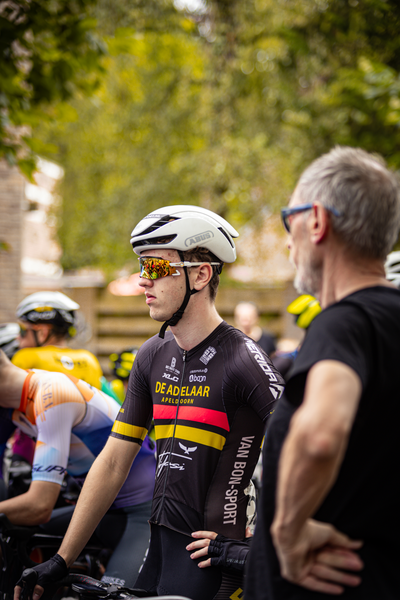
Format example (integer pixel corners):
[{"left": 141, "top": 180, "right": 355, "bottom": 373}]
[{"left": 134, "top": 524, "right": 243, "bottom": 600}]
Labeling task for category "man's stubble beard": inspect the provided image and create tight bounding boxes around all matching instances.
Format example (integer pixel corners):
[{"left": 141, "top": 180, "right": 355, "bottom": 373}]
[{"left": 292, "top": 254, "right": 322, "bottom": 298}]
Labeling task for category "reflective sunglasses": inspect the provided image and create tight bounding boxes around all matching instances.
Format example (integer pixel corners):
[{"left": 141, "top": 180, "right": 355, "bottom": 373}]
[
  {"left": 138, "top": 257, "right": 220, "bottom": 280},
  {"left": 281, "top": 203, "right": 342, "bottom": 233}
]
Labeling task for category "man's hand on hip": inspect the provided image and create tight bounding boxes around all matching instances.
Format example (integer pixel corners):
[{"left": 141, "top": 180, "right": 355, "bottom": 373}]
[{"left": 271, "top": 518, "right": 363, "bottom": 595}]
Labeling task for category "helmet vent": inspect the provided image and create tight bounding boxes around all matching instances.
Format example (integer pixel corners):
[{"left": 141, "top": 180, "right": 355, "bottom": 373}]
[
  {"left": 131, "top": 234, "right": 177, "bottom": 250},
  {"left": 218, "top": 227, "right": 234, "bottom": 247},
  {"left": 139, "top": 215, "right": 179, "bottom": 237}
]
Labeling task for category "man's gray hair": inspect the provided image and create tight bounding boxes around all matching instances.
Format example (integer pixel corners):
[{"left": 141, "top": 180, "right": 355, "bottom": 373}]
[{"left": 296, "top": 146, "right": 400, "bottom": 260}]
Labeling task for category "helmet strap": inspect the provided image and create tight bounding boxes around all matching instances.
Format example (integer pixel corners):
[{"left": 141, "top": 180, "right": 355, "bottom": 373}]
[
  {"left": 158, "top": 251, "right": 199, "bottom": 339},
  {"left": 32, "top": 326, "right": 53, "bottom": 347}
]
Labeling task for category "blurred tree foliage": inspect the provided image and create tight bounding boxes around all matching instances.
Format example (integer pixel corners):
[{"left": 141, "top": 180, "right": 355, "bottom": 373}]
[
  {"left": 0, "top": 0, "right": 105, "bottom": 179},
  {"left": 33, "top": 0, "right": 400, "bottom": 272}
]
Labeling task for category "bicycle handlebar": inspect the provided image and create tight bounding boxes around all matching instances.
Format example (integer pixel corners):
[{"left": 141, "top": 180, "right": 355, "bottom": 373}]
[{"left": 17, "top": 570, "right": 192, "bottom": 600}]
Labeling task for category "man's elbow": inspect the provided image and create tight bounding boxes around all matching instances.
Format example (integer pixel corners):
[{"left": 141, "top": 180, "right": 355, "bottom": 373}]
[
  {"left": 39, "top": 506, "right": 55, "bottom": 524},
  {"left": 28, "top": 502, "right": 55, "bottom": 525},
  {"left": 293, "top": 414, "right": 349, "bottom": 462},
  {"left": 303, "top": 430, "right": 342, "bottom": 461}
]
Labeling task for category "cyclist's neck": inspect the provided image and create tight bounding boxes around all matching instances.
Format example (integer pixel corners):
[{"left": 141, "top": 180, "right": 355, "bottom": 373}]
[{"left": 171, "top": 306, "right": 223, "bottom": 351}]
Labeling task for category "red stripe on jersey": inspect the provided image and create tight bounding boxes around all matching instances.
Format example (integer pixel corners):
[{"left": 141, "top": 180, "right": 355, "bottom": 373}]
[
  {"left": 153, "top": 405, "right": 178, "bottom": 420},
  {"left": 153, "top": 404, "right": 229, "bottom": 431},
  {"left": 178, "top": 406, "right": 229, "bottom": 430}
]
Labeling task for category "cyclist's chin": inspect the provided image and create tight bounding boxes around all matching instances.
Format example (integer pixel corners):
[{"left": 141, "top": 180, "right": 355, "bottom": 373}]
[{"left": 148, "top": 307, "right": 171, "bottom": 323}]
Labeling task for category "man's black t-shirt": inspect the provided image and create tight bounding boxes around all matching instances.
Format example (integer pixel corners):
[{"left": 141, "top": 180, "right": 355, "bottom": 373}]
[{"left": 245, "top": 286, "right": 400, "bottom": 600}]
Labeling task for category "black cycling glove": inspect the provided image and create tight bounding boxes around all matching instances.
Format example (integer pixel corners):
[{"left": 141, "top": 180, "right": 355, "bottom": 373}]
[
  {"left": 208, "top": 535, "right": 251, "bottom": 573},
  {"left": 16, "top": 554, "right": 69, "bottom": 598}
]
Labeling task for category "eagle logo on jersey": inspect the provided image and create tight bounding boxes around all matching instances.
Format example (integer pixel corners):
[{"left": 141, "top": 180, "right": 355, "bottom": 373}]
[{"left": 179, "top": 442, "right": 197, "bottom": 455}]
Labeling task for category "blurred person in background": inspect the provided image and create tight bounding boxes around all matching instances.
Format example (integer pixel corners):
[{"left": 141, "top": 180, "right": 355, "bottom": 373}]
[
  {"left": 272, "top": 295, "right": 321, "bottom": 380},
  {"left": 384, "top": 250, "right": 400, "bottom": 288},
  {"left": 13, "top": 291, "right": 103, "bottom": 387},
  {"left": 8, "top": 292, "right": 105, "bottom": 481},
  {"left": 108, "top": 347, "right": 139, "bottom": 404},
  {"left": 0, "top": 323, "right": 20, "bottom": 360},
  {"left": 0, "top": 323, "right": 21, "bottom": 500},
  {"left": 234, "top": 301, "right": 276, "bottom": 355},
  {"left": 0, "top": 351, "right": 156, "bottom": 586}
]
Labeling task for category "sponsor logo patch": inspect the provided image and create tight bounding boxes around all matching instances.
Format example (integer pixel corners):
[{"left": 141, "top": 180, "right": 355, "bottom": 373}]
[
  {"left": 200, "top": 346, "right": 217, "bottom": 365},
  {"left": 189, "top": 374, "right": 207, "bottom": 383},
  {"left": 179, "top": 442, "right": 198, "bottom": 455},
  {"left": 60, "top": 356, "right": 74, "bottom": 370},
  {"left": 162, "top": 372, "right": 179, "bottom": 382},
  {"left": 184, "top": 231, "right": 214, "bottom": 248},
  {"left": 165, "top": 357, "right": 180, "bottom": 376}
]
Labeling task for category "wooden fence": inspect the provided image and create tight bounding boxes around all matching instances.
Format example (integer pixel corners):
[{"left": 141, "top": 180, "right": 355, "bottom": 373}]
[{"left": 69, "top": 282, "right": 301, "bottom": 377}]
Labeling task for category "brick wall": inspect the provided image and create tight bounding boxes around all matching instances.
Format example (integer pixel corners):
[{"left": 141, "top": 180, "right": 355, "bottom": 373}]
[{"left": 0, "top": 161, "right": 25, "bottom": 322}]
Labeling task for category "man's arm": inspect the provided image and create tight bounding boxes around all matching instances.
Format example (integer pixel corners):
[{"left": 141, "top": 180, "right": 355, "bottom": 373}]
[
  {"left": 0, "top": 480, "right": 60, "bottom": 525},
  {"left": 14, "top": 436, "right": 140, "bottom": 600},
  {"left": 271, "top": 360, "right": 364, "bottom": 594},
  {"left": 58, "top": 436, "right": 140, "bottom": 566}
]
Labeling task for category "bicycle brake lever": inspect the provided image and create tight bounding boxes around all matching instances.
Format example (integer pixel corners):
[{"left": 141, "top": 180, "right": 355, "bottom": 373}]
[{"left": 18, "top": 568, "right": 38, "bottom": 600}]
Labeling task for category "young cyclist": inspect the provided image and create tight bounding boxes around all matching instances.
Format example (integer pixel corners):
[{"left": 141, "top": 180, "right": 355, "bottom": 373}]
[{"left": 15, "top": 205, "right": 284, "bottom": 600}]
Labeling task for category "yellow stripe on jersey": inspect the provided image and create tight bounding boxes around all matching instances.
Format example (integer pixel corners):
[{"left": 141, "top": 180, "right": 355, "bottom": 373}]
[
  {"left": 111, "top": 421, "right": 147, "bottom": 441},
  {"left": 155, "top": 424, "right": 226, "bottom": 451}
]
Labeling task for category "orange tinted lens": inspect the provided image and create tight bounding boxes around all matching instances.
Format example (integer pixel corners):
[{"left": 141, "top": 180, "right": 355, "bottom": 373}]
[{"left": 139, "top": 258, "right": 172, "bottom": 279}]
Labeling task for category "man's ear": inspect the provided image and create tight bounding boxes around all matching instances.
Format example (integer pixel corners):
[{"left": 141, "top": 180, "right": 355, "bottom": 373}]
[
  {"left": 309, "top": 203, "right": 329, "bottom": 244},
  {"left": 33, "top": 324, "right": 52, "bottom": 345},
  {"left": 192, "top": 263, "right": 213, "bottom": 292}
]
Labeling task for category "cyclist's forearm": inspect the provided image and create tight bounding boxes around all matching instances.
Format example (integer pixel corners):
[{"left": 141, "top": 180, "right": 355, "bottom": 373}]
[
  {"left": 58, "top": 437, "right": 140, "bottom": 567},
  {"left": 0, "top": 480, "right": 60, "bottom": 526}
]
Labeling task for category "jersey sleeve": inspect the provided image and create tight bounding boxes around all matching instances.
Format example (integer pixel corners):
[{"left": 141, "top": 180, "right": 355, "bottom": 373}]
[
  {"left": 31, "top": 376, "right": 85, "bottom": 485},
  {"left": 111, "top": 343, "right": 154, "bottom": 444},
  {"left": 286, "top": 301, "right": 373, "bottom": 406},
  {"left": 219, "top": 331, "right": 285, "bottom": 423}
]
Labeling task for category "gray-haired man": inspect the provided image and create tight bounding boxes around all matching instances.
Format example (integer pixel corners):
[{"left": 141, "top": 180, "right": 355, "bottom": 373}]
[{"left": 246, "top": 146, "right": 400, "bottom": 599}]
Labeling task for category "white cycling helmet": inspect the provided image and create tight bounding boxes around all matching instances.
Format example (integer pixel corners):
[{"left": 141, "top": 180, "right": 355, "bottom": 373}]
[
  {"left": 0, "top": 323, "right": 20, "bottom": 358},
  {"left": 16, "top": 292, "right": 80, "bottom": 341},
  {"left": 131, "top": 205, "right": 239, "bottom": 337},
  {"left": 130, "top": 205, "right": 238, "bottom": 263},
  {"left": 385, "top": 251, "right": 400, "bottom": 289}
]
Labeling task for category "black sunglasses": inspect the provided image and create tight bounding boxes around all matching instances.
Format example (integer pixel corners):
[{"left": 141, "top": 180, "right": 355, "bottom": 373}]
[{"left": 281, "top": 203, "right": 342, "bottom": 233}]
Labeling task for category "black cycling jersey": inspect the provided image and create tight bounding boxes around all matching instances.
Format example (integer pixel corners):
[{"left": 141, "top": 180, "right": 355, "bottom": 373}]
[{"left": 111, "top": 321, "right": 284, "bottom": 540}]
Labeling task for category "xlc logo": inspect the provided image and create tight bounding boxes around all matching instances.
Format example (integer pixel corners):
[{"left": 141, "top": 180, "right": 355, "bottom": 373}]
[
  {"left": 200, "top": 346, "right": 217, "bottom": 365},
  {"left": 162, "top": 372, "right": 179, "bottom": 382},
  {"left": 184, "top": 231, "right": 214, "bottom": 248}
]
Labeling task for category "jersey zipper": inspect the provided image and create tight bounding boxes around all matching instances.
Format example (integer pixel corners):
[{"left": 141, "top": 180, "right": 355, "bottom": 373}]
[{"left": 154, "top": 349, "right": 187, "bottom": 524}]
